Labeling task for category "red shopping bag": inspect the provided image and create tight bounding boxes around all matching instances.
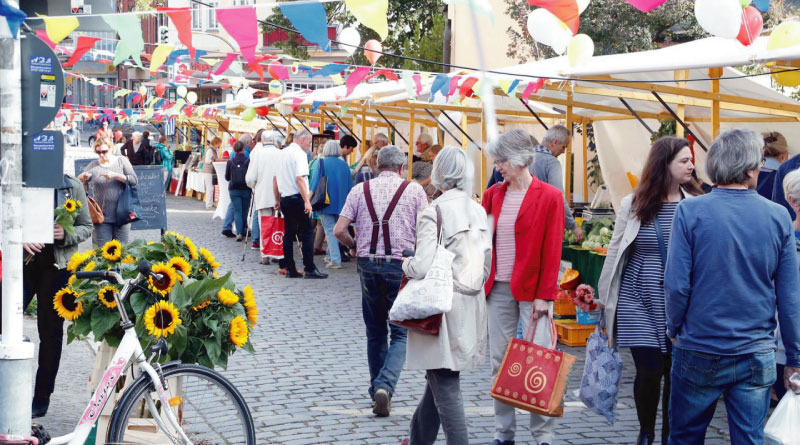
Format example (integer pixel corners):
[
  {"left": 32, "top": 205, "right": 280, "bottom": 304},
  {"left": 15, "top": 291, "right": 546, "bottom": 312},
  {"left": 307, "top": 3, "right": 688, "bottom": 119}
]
[
  {"left": 490, "top": 315, "right": 577, "bottom": 417},
  {"left": 260, "top": 213, "right": 285, "bottom": 258}
]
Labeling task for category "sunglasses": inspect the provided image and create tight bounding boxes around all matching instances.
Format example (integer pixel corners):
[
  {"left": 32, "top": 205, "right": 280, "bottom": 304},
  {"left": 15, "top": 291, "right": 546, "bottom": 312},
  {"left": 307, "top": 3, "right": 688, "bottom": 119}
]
[{"left": 96, "top": 150, "right": 109, "bottom": 155}]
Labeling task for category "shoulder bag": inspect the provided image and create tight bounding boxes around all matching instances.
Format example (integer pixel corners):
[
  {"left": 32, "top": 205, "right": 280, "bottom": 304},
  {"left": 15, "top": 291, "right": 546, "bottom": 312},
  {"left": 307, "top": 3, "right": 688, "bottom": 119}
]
[
  {"left": 115, "top": 159, "right": 143, "bottom": 225},
  {"left": 84, "top": 179, "right": 104, "bottom": 224},
  {"left": 309, "top": 158, "right": 330, "bottom": 211}
]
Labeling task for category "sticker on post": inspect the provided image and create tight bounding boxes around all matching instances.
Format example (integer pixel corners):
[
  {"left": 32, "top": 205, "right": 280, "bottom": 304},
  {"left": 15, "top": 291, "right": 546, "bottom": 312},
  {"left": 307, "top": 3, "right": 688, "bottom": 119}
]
[
  {"left": 30, "top": 56, "right": 53, "bottom": 74},
  {"left": 40, "top": 83, "right": 56, "bottom": 108},
  {"left": 32, "top": 134, "right": 56, "bottom": 151}
]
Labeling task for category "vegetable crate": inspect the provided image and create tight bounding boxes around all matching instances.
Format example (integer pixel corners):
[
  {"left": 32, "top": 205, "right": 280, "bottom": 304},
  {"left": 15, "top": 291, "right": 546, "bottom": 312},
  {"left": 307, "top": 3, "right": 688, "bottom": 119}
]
[
  {"left": 554, "top": 320, "right": 597, "bottom": 347},
  {"left": 554, "top": 297, "right": 576, "bottom": 319}
]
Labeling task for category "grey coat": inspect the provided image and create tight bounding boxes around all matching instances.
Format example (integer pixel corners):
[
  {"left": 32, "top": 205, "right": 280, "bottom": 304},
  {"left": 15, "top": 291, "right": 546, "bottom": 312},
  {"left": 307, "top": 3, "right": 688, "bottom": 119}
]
[
  {"left": 54, "top": 175, "right": 94, "bottom": 269},
  {"left": 530, "top": 149, "right": 577, "bottom": 230}
]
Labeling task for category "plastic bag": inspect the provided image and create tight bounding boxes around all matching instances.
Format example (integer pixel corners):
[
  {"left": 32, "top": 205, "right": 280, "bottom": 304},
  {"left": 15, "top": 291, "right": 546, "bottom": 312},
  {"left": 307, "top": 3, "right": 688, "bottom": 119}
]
[
  {"left": 764, "top": 373, "right": 800, "bottom": 445},
  {"left": 389, "top": 244, "right": 455, "bottom": 321},
  {"left": 578, "top": 314, "right": 623, "bottom": 424}
]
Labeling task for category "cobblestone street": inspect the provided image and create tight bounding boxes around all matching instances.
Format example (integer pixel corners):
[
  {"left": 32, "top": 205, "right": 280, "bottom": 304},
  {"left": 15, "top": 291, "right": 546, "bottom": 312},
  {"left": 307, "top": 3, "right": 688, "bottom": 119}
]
[{"left": 26, "top": 194, "right": 733, "bottom": 444}]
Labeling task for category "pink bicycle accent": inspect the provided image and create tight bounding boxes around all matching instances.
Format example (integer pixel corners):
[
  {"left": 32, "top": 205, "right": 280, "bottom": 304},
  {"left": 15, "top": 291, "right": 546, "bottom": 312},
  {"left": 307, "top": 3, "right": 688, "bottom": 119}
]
[{"left": 77, "top": 357, "right": 126, "bottom": 425}]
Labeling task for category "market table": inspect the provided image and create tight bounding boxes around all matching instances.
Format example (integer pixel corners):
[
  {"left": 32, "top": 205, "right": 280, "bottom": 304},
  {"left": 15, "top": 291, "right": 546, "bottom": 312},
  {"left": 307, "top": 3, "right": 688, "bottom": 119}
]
[{"left": 561, "top": 244, "right": 606, "bottom": 292}]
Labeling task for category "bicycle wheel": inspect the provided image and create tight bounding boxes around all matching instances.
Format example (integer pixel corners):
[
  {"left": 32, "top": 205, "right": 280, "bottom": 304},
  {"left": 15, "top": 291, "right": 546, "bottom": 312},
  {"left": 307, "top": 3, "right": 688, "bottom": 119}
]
[{"left": 107, "top": 364, "right": 256, "bottom": 445}]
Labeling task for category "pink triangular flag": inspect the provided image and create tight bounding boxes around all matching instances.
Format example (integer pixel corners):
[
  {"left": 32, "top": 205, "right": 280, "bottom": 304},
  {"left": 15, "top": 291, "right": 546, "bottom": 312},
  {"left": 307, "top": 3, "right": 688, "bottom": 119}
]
[
  {"left": 216, "top": 7, "right": 258, "bottom": 64},
  {"left": 345, "top": 66, "right": 372, "bottom": 97}
]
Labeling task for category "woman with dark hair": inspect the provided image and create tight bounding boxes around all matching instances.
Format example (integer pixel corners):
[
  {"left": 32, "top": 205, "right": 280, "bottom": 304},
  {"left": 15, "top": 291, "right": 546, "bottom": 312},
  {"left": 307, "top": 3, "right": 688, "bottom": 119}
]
[
  {"left": 225, "top": 141, "right": 251, "bottom": 242},
  {"left": 598, "top": 136, "right": 703, "bottom": 445},
  {"left": 757, "top": 131, "right": 788, "bottom": 199}
]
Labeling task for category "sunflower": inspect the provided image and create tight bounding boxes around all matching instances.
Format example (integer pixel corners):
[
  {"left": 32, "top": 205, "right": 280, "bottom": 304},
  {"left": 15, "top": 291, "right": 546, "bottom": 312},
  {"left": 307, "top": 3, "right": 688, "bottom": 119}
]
[
  {"left": 76, "top": 200, "right": 82, "bottom": 208},
  {"left": 242, "top": 285, "right": 256, "bottom": 307},
  {"left": 63, "top": 199, "right": 77, "bottom": 213},
  {"left": 148, "top": 263, "right": 178, "bottom": 297},
  {"left": 192, "top": 298, "right": 211, "bottom": 311},
  {"left": 101, "top": 239, "right": 123, "bottom": 262},
  {"left": 199, "top": 248, "right": 221, "bottom": 270},
  {"left": 97, "top": 285, "right": 118, "bottom": 309},
  {"left": 68, "top": 274, "right": 76, "bottom": 287},
  {"left": 53, "top": 287, "right": 84, "bottom": 321},
  {"left": 83, "top": 261, "right": 96, "bottom": 272},
  {"left": 121, "top": 255, "right": 136, "bottom": 264},
  {"left": 167, "top": 257, "right": 191, "bottom": 281},
  {"left": 229, "top": 316, "right": 249, "bottom": 347},
  {"left": 217, "top": 288, "right": 239, "bottom": 306},
  {"left": 183, "top": 237, "right": 199, "bottom": 260},
  {"left": 144, "top": 301, "right": 182, "bottom": 338},
  {"left": 67, "top": 250, "right": 93, "bottom": 273}
]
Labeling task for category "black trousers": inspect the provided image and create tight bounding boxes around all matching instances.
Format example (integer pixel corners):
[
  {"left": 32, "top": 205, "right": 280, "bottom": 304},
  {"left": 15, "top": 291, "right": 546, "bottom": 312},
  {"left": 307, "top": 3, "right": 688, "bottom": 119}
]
[
  {"left": 631, "top": 346, "right": 671, "bottom": 444},
  {"left": 0, "top": 245, "right": 69, "bottom": 399},
  {"left": 280, "top": 194, "right": 316, "bottom": 273}
]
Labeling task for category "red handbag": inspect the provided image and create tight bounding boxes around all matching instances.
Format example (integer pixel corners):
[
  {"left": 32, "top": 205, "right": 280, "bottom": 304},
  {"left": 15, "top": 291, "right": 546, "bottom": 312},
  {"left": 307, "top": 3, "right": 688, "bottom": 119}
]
[
  {"left": 490, "top": 315, "right": 577, "bottom": 417},
  {"left": 260, "top": 212, "right": 285, "bottom": 258}
]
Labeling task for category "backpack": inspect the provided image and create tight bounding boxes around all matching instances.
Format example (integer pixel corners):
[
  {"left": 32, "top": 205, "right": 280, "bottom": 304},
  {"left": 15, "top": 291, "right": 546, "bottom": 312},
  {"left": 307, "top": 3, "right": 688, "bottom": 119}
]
[
  {"left": 151, "top": 146, "right": 163, "bottom": 166},
  {"left": 229, "top": 158, "right": 248, "bottom": 188}
]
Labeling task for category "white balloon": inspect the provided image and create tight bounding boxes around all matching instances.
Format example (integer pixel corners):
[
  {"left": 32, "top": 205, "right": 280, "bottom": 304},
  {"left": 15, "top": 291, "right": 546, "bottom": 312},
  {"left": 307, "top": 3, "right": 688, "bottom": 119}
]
[
  {"left": 338, "top": 27, "right": 361, "bottom": 56},
  {"left": 527, "top": 9, "right": 573, "bottom": 55},
  {"left": 236, "top": 88, "right": 254, "bottom": 108},
  {"left": 186, "top": 91, "right": 198, "bottom": 104},
  {"left": 138, "top": 85, "right": 147, "bottom": 95},
  {"left": 577, "top": 0, "right": 590, "bottom": 14},
  {"left": 694, "top": 0, "right": 742, "bottom": 39},
  {"left": 276, "top": 102, "right": 292, "bottom": 116},
  {"left": 176, "top": 85, "right": 188, "bottom": 98}
]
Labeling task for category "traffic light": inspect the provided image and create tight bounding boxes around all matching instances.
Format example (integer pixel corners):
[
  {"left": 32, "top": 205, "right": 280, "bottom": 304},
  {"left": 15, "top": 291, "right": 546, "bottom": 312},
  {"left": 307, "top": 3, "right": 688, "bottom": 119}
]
[{"left": 158, "top": 26, "right": 169, "bottom": 45}]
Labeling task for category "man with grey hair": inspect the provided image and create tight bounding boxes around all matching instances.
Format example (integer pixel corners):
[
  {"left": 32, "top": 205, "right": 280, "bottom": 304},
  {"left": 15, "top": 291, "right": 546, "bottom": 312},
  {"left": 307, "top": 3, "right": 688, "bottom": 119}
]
[
  {"left": 121, "top": 131, "right": 150, "bottom": 166},
  {"left": 531, "top": 124, "right": 583, "bottom": 243},
  {"left": 246, "top": 131, "right": 283, "bottom": 263},
  {"left": 334, "top": 145, "right": 428, "bottom": 417},
  {"left": 665, "top": 128, "right": 800, "bottom": 443},
  {"left": 373, "top": 132, "right": 389, "bottom": 149},
  {"left": 272, "top": 129, "right": 327, "bottom": 278}
]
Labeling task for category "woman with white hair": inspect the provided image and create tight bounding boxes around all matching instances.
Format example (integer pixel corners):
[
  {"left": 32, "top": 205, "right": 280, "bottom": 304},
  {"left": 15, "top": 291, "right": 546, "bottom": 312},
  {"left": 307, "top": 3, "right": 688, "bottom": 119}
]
[
  {"left": 482, "top": 128, "right": 565, "bottom": 445},
  {"left": 310, "top": 140, "right": 354, "bottom": 269},
  {"left": 404, "top": 146, "right": 492, "bottom": 444}
]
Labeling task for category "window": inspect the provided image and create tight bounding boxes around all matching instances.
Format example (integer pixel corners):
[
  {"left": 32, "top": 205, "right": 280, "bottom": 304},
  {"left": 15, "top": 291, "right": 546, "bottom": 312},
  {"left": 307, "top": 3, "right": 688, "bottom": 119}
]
[{"left": 192, "top": 2, "right": 218, "bottom": 30}]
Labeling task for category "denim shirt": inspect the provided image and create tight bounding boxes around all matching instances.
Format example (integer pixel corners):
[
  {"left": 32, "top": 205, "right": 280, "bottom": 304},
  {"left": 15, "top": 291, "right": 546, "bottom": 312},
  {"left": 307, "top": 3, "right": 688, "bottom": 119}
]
[{"left": 665, "top": 188, "right": 800, "bottom": 367}]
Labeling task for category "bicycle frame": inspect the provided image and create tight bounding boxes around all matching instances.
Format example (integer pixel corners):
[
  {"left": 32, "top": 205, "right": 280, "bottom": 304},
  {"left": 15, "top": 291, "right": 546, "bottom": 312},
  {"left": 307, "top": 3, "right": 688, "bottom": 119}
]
[{"left": 48, "top": 275, "right": 193, "bottom": 445}]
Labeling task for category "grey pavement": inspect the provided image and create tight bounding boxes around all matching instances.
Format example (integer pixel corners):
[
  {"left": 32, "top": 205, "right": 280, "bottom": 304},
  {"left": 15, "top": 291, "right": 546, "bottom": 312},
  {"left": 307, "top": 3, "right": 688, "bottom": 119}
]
[{"left": 25, "top": 193, "right": 733, "bottom": 444}]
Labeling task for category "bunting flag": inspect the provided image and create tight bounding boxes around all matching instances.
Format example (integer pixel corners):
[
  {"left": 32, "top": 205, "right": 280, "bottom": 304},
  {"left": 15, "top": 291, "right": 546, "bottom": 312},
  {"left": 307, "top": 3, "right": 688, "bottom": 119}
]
[
  {"left": 458, "top": 77, "right": 479, "bottom": 102},
  {"left": 364, "top": 68, "right": 399, "bottom": 82},
  {"left": 446, "top": 75, "right": 462, "bottom": 100},
  {"left": 103, "top": 14, "right": 144, "bottom": 67},
  {"left": 0, "top": 0, "right": 26, "bottom": 39},
  {"left": 213, "top": 53, "right": 238, "bottom": 75},
  {"left": 527, "top": 0, "right": 579, "bottom": 34},
  {"left": 268, "top": 63, "right": 290, "bottom": 80},
  {"left": 305, "top": 63, "right": 349, "bottom": 78},
  {"left": 345, "top": 66, "right": 371, "bottom": 97},
  {"left": 158, "top": 8, "right": 195, "bottom": 61},
  {"left": 401, "top": 70, "right": 416, "bottom": 99},
  {"left": 35, "top": 29, "right": 56, "bottom": 49},
  {"left": 413, "top": 74, "right": 423, "bottom": 96},
  {"left": 39, "top": 14, "right": 79, "bottom": 44},
  {"left": 150, "top": 44, "right": 173, "bottom": 74},
  {"left": 292, "top": 97, "right": 304, "bottom": 111},
  {"left": 499, "top": 79, "right": 520, "bottom": 96},
  {"left": 279, "top": 2, "right": 331, "bottom": 51},
  {"left": 217, "top": 7, "right": 260, "bottom": 64},
  {"left": 429, "top": 74, "right": 450, "bottom": 102},
  {"left": 521, "top": 78, "right": 545, "bottom": 103},
  {"left": 345, "top": 0, "right": 389, "bottom": 40},
  {"left": 311, "top": 101, "right": 324, "bottom": 114},
  {"left": 63, "top": 36, "right": 100, "bottom": 67}
]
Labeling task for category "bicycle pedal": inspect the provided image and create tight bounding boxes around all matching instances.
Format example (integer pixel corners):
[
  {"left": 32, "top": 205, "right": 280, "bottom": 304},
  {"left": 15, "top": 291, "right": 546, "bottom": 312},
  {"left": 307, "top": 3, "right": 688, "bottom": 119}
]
[{"left": 31, "top": 424, "right": 51, "bottom": 444}]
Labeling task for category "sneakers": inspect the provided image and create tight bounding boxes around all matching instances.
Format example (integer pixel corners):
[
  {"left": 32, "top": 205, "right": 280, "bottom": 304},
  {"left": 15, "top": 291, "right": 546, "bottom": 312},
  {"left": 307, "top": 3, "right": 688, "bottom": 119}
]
[
  {"left": 251, "top": 241, "right": 259, "bottom": 250},
  {"left": 236, "top": 235, "right": 243, "bottom": 242},
  {"left": 372, "top": 388, "right": 390, "bottom": 417},
  {"left": 324, "top": 262, "right": 342, "bottom": 269},
  {"left": 221, "top": 229, "right": 235, "bottom": 238}
]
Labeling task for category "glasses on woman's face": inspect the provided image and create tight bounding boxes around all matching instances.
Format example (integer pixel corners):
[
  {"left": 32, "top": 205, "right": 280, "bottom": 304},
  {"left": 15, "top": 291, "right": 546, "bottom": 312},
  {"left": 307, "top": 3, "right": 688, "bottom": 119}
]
[
  {"left": 493, "top": 158, "right": 507, "bottom": 167},
  {"left": 761, "top": 157, "right": 766, "bottom": 167},
  {"left": 96, "top": 149, "right": 109, "bottom": 155}
]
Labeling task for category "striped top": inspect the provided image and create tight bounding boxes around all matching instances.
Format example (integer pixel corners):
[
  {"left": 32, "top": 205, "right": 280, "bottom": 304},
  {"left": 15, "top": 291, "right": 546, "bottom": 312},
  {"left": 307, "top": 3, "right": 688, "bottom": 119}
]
[
  {"left": 617, "top": 202, "right": 678, "bottom": 353},
  {"left": 494, "top": 190, "right": 526, "bottom": 282}
]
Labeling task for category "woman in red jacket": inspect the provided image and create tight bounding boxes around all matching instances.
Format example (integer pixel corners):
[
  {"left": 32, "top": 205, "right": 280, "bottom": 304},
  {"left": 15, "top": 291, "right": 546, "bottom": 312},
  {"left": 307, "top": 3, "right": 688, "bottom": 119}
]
[{"left": 482, "top": 129, "right": 565, "bottom": 445}]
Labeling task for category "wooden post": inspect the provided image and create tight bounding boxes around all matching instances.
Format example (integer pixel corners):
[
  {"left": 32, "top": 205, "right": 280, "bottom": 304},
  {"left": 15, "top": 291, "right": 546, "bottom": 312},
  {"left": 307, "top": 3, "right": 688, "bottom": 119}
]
[
  {"left": 709, "top": 67, "right": 722, "bottom": 139},
  {"left": 408, "top": 110, "right": 416, "bottom": 180},
  {"left": 461, "top": 112, "right": 469, "bottom": 151},
  {"left": 582, "top": 118, "right": 589, "bottom": 203},
  {"left": 565, "top": 92, "right": 574, "bottom": 205},
  {"left": 675, "top": 70, "right": 688, "bottom": 137},
  {"left": 361, "top": 107, "right": 367, "bottom": 153},
  {"left": 320, "top": 112, "right": 325, "bottom": 134}
]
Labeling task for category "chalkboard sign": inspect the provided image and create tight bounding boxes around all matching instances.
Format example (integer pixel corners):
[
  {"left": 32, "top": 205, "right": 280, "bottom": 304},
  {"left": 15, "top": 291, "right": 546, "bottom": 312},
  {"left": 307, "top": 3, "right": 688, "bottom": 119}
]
[{"left": 74, "top": 160, "right": 167, "bottom": 231}]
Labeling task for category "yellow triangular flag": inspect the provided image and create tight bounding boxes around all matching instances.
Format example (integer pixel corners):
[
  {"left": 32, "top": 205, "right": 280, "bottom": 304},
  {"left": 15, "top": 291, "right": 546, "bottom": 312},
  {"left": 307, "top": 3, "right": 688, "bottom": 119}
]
[
  {"left": 38, "top": 14, "right": 79, "bottom": 44},
  {"left": 345, "top": 0, "right": 388, "bottom": 40},
  {"left": 150, "top": 44, "right": 173, "bottom": 74},
  {"left": 331, "top": 74, "right": 345, "bottom": 85}
]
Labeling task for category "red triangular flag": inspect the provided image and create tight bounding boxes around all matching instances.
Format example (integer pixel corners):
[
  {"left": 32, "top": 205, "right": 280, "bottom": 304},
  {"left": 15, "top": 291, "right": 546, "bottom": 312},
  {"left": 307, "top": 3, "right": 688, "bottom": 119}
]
[
  {"left": 521, "top": 78, "right": 545, "bottom": 104},
  {"left": 459, "top": 77, "right": 479, "bottom": 102},
  {"left": 527, "top": 0, "right": 580, "bottom": 34},
  {"left": 364, "top": 68, "right": 398, "bottom": 82},
  {"left": 158, "top": 7, "right": 195, "bottom": 61},
  {"left": 64, "top": 36, "right": 101, "bottom": 67}
]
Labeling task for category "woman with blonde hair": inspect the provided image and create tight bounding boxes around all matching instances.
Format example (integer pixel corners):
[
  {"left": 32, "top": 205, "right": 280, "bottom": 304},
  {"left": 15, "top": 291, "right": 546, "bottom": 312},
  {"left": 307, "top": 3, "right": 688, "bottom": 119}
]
[
  {"left": 354, "top": 146, "right": 379, "bottom": 184},
  {"left": 758, "top": 131, "right": 788, "bottom": 199}
]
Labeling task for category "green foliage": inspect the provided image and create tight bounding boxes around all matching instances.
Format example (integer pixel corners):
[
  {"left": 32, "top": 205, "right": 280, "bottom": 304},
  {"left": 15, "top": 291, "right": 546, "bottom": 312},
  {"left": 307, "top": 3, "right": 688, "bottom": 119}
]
[
  {"left": 25, "top": 297, "right": 37, "bottom": 316},
  {"left": 578, "top": 123, "right": 604, "bottom": 191},
  {"left": 651, "top": 119, "right": 677, "bottom": 143},
  {"left": 401, "top": 14, "right": 445, "bottom": 72}
]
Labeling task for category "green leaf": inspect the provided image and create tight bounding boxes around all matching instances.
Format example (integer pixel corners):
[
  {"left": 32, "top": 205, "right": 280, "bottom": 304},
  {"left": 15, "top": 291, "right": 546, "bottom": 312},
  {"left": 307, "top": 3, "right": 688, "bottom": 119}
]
[
  {"left": 91, "top": 309, "right": 120, "bottom": 340},
  {"left": 74, "top": 311, "right": 92, "bottom": 337},
  {"left": 171, "top": 324, "right": 188, "bottom": 357},
  {"left": 170, "top": 282, "right": 188, "bottom": 309},
  {"left": 67, "top": 329, "right": 76, "bottom": 344},
  {"left": 243, "top": 341, "right": 255, "bottom": 354},
  {"left": 215, "top": 350, "right": 228, "bottom": 370},
  {"left": 197, "top": 354, "right": 214, "bottom": 369},
  {"left": 205, "top": 318, "right": 218, "bottom": 332},
  {"left": 204, "top": 337, "right": 221, "bottom": 364},
  {"left": 130, "top": 292, "right": 149, "bottom": 315}
]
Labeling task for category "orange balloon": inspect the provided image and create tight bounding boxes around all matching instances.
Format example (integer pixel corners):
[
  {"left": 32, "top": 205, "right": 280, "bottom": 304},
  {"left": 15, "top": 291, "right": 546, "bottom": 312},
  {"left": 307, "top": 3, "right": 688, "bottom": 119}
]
[{"left": 364, "top": 40, "right": 382, "bottom": 66}]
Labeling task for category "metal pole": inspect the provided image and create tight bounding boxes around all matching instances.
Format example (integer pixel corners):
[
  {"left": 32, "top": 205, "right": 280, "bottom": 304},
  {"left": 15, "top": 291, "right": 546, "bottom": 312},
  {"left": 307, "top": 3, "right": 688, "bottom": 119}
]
[
  {"left": 375, "top": 110, "right": 408, "bottom": 145},
  {"left": 279, "top": 113, "right": 297, "bottom": 131},
  {"left": 518, "top": 97, "right": 550, "bottom": 130},
  {"left": 423, "top": 109, "right": 462, "bottom": 143},
  {"left": 324, "top": 110, "right": 359, "bottom": 143},
  {"left": 291, "top": 113, "right": 311, "bottom": 132},
  {"left": 264, "top": 115, "right": 285, "bottom": 137},
  {"left": 618, "top": 98, "right": 655, "bottom": 136},
  {"left": 439, "top": 110, "right": 479, "bottom": 148},
  {"left": 0, "top": 20, "right": 35, "bottom": 435},
  {"left": 651, "top": 92, "right": 708, "bottom": 152}
]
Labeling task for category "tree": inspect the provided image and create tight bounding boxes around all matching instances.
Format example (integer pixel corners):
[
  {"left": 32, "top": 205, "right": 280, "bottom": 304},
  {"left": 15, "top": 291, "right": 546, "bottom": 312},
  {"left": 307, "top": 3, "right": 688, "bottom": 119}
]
[
  {"left": 262, "top": 0, "right": 445, "bottom": 70},
  {"left": 504, "top": 0, "right": 795, "bottom": 61}
]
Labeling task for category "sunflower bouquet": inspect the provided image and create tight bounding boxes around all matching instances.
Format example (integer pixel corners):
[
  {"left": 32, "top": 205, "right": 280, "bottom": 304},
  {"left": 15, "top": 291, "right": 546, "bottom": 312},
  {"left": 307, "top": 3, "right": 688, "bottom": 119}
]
[
  {"left": 59, "top": 231, "right": 256, "bottom": 369},
  {"left": 26, "top": 199, "right": 83, "bottom": 265}
]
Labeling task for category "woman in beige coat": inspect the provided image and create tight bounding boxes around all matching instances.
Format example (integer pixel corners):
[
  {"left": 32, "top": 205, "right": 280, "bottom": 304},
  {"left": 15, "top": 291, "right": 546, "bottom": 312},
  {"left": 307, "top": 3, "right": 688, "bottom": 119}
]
[{"left": 403, "top": 146, "right": 492, "bottom": 445}]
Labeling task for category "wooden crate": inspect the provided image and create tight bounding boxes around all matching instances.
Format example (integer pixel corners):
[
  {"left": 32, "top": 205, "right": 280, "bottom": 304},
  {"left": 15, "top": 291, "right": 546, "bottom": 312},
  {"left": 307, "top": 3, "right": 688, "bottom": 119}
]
[
  {"left": 554, "top": 298, "right": 576, "bottom": 318},
  {"left": 554, "top": 319, "right": 596, "bottom": 347}
]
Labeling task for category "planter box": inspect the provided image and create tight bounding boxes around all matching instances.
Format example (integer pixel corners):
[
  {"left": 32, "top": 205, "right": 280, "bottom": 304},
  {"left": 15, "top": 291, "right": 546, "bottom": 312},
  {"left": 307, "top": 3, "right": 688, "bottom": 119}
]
[{"left": 576, "top": 308, "right": 601, "bottom": 325}]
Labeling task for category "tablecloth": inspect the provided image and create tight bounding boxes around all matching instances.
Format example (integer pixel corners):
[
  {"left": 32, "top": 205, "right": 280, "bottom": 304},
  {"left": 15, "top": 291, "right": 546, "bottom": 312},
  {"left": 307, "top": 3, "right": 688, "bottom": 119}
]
[
  {"left": 186, "top": 171, "right": 205, "bottom": 194},
  {"left": 213, "top": 161, "right": 230, "bottom": 221}
]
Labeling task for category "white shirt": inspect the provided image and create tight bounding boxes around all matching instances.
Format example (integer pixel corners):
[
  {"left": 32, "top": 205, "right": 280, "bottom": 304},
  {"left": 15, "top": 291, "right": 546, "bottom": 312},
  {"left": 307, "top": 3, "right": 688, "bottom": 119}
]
[
  {"left": 276, "top": 143, "right": 310, "bottom": 197},
  {"left": 246, "top": 143, "right": 281, "bottom": 209}
]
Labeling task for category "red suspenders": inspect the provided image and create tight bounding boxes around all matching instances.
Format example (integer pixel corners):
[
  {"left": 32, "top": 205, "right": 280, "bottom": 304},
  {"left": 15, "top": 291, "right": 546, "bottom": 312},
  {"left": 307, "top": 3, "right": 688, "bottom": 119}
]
[{"left": 363, "top": 179, "right": 411, "bottom": 259}]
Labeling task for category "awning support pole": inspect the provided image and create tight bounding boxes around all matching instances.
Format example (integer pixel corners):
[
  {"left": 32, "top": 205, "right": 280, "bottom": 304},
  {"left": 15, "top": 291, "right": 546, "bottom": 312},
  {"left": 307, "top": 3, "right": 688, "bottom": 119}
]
[
  {"left": 375, "top": 109, "right": 408, "bottom": 145},
  {"left": 518, "top": 98, "right": 550, "bottom": 130},
  {"left": 651, "top": 92, "right": 708, "bottom": 152},
  {"left": 423, "top": 109, "right": 462, "bottom": 144},
  {"left": 324, "top": 110, "right": 360, "bottom": 143},
  {"left": 439, "top": 110, "right": 479, "bottom": 149},
  {"left": 618, "top": 98, "right": 655, "bottom": 136}
]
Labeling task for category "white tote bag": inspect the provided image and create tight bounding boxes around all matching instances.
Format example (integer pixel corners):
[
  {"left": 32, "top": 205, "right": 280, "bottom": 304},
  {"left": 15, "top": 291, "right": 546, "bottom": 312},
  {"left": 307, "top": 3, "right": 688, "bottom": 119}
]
[{"left": 389, "top": 206, "right": 455, "bottom": 321}]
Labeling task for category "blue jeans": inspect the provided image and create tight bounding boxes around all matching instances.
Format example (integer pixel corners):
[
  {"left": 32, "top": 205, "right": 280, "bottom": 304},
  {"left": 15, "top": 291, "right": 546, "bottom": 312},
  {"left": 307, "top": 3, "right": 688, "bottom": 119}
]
[
  {"left": 669, "top": 347, "right": 776, "bottom": 445},
  {"left": 319, "top": 213, "right": 340, "bottom": 264},
  {"left": 223, "top": 202, "right": 234, "bottom": 231},
  {"left": 357, "top": 257, "right": 407, "bottom": 399},
  {"left": 228, "top": 189, "right": 251, "bottom": 237},
  {"left": 251, "top": 208, "right": 260, "bottom": 243}
]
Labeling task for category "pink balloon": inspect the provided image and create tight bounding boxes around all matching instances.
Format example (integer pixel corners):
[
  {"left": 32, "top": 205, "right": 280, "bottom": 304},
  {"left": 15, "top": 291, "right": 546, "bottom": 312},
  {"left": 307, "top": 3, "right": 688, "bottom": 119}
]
[
  {"left": 364, "top": 40, "right": 382, "bottom": 66},
  {"left": 737, "top": 6, "right": 763, "bottom": 46},
  {"left": 626, "top": 0, "right": 668, "bottom": 12}
]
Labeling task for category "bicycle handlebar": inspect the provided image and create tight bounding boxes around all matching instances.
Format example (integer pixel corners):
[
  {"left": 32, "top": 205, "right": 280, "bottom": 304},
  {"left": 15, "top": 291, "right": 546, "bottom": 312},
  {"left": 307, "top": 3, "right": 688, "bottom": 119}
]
[{"left": 75, "top": 270, "right": 123, "bottom": 283}]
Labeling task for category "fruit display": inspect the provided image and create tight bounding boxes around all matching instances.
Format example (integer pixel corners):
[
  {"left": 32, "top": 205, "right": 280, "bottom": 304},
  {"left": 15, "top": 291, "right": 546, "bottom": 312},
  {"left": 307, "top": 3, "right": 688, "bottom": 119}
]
[
  {"left": 560, "top": 269, "right": 580, "bottom": 290},
  {"left": 580, "top": 217, "right": 615, "bottom": 250}
]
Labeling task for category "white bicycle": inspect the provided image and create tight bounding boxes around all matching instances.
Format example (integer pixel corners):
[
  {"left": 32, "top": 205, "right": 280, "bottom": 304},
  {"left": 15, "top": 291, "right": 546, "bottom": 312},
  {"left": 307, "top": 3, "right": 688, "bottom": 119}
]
[{"left": 45, "top": 261, "right": 256, "bottom": 445}]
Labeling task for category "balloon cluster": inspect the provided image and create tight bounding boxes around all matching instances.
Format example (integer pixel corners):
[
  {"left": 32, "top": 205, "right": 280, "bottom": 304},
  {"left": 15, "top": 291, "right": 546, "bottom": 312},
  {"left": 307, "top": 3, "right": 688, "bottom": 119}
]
[
  {"left": 694, "top": 0, "right": 763, "bottom": 46},
  {"left": 526, "top": 0, "right": 594, "bottom": 67}
]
